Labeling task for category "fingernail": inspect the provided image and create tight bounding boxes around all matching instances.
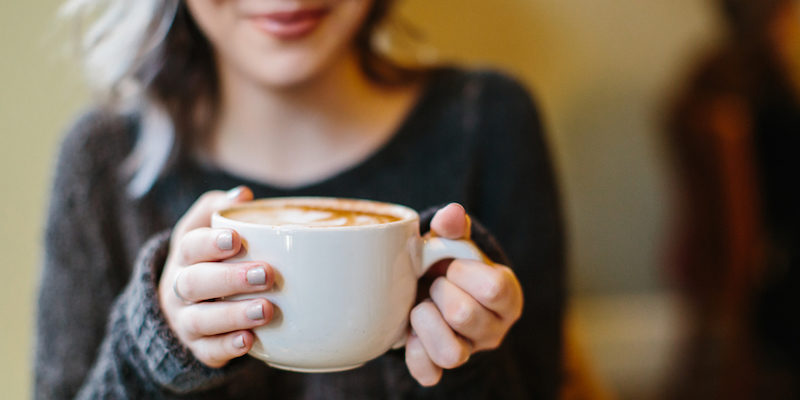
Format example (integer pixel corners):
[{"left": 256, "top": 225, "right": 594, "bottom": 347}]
[
  {"left": 246, "top": 303, "right": 264, "bottom": 320},
  {"left": 233, "top": 334, "right": 246, "bottom": 349},
  {"left": 217, "top": 231, "right": 233, "bottom": 251},
  {"left": 227, "top": 186, "right": 244, "bottom": 200},
  {"left": 246, "top": 267, "right": 266, "bottom": 285}
]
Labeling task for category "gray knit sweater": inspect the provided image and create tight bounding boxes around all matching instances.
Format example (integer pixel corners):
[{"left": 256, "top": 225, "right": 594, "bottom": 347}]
[{"left": 35, "top": 68, "right": 565, "bottom": 399}]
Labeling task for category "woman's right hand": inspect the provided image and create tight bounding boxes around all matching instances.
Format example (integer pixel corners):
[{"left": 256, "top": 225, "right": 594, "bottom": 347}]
[{"left": 158, "top": 187, "right": 275, "bottom": 368}]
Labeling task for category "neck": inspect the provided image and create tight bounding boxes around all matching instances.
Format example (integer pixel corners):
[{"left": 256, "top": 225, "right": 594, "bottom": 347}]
[
  {"left": 204, "top": 47, "right": 424, "bottom": 188},
  {"left": 212, "top": 48, "right": 378, "bottom": 149}
]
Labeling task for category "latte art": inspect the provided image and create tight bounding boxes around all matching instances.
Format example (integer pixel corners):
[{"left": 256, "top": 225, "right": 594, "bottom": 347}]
[{"left": 223, "top": 205, "right": 401, "bottom": 227}]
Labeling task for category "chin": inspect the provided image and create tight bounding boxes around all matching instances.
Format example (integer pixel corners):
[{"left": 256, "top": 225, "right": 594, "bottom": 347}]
[
  {"left": 253, "top": 66, "right": 322, "bottom": 89},
  {"left": 189, "top": 0, "right": 372, "bottom": 91},
  {"left": 243, "top": 48, "right": 348, "bottom": 90}
]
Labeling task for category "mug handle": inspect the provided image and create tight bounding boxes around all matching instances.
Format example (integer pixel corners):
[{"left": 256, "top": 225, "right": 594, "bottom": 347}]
[
  {"left": 391, "top": 234, "right": 488, "bottom": 349},
  {"left": 419, "top": 235, "right": 488, "bottom": 277}
]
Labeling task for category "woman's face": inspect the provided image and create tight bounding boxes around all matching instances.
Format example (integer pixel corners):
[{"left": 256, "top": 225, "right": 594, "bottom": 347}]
[{"left": 186, "top": 0, "right": 374, "bottom": 88}]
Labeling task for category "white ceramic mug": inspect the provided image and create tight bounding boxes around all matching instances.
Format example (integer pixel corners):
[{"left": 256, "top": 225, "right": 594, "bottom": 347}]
[{"left": 211, "top": 197, "right": 485, "bottom": 373}]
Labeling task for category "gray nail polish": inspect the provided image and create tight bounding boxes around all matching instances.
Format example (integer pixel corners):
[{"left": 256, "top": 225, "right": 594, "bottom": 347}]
[
  {"left": 227, "top": 186, "right": 243, "bottom": 200},
  {"left": 233, "top": 334, "right": 246, "bottom": 349},
  {"left": 246, "top": 303, "right": 264, "bottom": 320},
  {"left": 246, "top": 267, "right": 266, "bottom": 285},
  {"left": 217, "top": 231, "right": 233, "bottom": 251}
]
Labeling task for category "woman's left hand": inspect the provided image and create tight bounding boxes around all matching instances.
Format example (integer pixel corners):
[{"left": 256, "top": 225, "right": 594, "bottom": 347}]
[{"left": 406, "top": 203, "right": 524, "bottom": 386}]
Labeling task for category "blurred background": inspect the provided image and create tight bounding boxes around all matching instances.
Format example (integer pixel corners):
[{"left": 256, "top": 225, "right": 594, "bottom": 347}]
[{"left": 0, "top": 1, "right": 728, "bottom": 398}]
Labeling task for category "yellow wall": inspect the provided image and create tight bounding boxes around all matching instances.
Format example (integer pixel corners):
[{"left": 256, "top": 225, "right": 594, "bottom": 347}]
[
  {"left": 394, "top": 1, "right": 720, "bottom": 293},
  {"left": 1, "top": 1, "right": 88, "bottom": 398},
  {"left": 0, "top": 1, "right": 719, "bottom": 398}
]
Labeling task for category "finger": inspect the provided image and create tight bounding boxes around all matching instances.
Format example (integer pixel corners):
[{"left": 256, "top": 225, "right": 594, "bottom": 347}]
[
  {"left": 405, "top": 331, "right": 443, "bottom": 386},
  {"left": 174, "top": 186, "right": 253, "bottom": 240},
  {"left": 429, "top": 277, "right": 506, "bottom": 351},
  {"left": 430, "top": 203, "right": 470, "bottom": 239},
  {"left": 180, "top": 298, "right": 272, "bottom": 338},
  {"left": 447, "top": 259, "right": 523, "bottom": 322},
  {"left": 175, "top": 261, "right": 273, "bottom": 302},
  {"left": 190, "top": 330, "right": 254, "bottom": 368},
  {"left": 176, "top": 228, "right": 243, "bottom": 265},
  {"left": 409, "top": 300, "right": 471, "bottom": 369}
]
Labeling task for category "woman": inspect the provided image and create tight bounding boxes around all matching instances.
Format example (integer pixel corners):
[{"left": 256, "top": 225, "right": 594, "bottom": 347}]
[
  {"left": 36, "top": 0, "right": 564, "bottom": 398},
  {"left": 666, "top": 0, "right": 800, "bottom": 398}
]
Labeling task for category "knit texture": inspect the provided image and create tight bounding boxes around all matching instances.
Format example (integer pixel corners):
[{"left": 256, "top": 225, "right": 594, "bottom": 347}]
[{"left": 35, "top": 68, "right": 565, "bottom": 399}]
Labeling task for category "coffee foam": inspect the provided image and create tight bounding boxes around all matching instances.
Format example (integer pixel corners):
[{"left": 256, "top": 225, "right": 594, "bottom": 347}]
[{"left": 222, "top": 205, "right": 401, "bottom": 227}]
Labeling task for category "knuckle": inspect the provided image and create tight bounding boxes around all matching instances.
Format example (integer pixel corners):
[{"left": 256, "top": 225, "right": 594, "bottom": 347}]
[
  {"left": 428, "top": 276, "right": 445, "bottom": 296},
  {"left": 180, "top": 273, "right": 200, "bottom": 302},
  {"left": 409, "top": 302, "right": 434, "bottom": 326},
  {"left": 406, "top": 338, "right": 426, "bottom": 360},
  {"left": 435, "top": 344, "right": 467, "bottom": 369},
  {"left": 447, "top": 259, "right": 468, "bottom": 276},
  {"left": 481, "top": 272, "right": 508, "bottom": 303},
  {"left": 498, "top": 266, "right": 517, "bottom": 286},
  {"left": 187, "top": 342, "right": 203, "bottom": 362},
  {"left": 510, "top": 304, "right": 523, "bottom": 322},
  {"left": 481, "top": 335, "right": 503, "bottom": 351},
  {"left": 176, "top": 238, "right": 193, "bottom": 264},
  {"left": 446, "top": 302, "right": 475, "bottom": 329},
  {"left": 197, "top": 347, "right": 219, "bottom": 368},
  {"left": 409, "top": 304, "right": 425, "bottom": 324},
  {"left": 184, "top": 312, "right": 203, "bottom": 337},
  {"left": 198, "top": 191, "right": 221, "bottom": 205},
  {"left": 489, "top": 336, "right": 503, "bottom": 350},
  {"left": 171, "top": 224, "right": 187, "bottom": 245},
  {"left": 174, "top": 312, "right": 190, "bottom": 336},
  {"left": 194, "top": 345, "right": 210, "bottom": 364}
]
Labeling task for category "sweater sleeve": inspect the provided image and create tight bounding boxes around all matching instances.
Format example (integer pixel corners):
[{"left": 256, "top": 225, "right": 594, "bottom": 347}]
[
  {"left": 472, "top": 72, "right": 566, "bottom": 399},
  {"left": 35, "top": 114, "right": 233, "bottom": 399},
  {"left": 74, "top": 231, "right": 232, "bottom": 398}
]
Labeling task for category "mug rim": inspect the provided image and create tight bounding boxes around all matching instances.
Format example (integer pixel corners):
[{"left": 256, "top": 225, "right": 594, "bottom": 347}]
[{"left": 212, "top": 197, "right": 420, "bottom": 231}]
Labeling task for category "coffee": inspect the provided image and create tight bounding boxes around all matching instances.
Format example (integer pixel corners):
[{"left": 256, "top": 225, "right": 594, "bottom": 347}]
[{"left": 222, "top": 204, "right": 401, "bottom": 227}]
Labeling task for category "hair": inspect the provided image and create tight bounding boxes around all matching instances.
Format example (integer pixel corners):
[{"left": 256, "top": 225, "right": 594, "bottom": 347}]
[
  {"left": 720, "top": 0, "right": 788, "bottom": 37},
  {"left": 61, "top": 0, "right": 419, "bottom": 197}
]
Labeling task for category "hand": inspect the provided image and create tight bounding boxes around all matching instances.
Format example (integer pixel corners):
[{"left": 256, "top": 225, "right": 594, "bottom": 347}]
[
  {"left": 158, "top": 186, "right": 276, "bottom": 368},
  {"left": 405, "top": 203, "right": 524, "bottom": 386}
]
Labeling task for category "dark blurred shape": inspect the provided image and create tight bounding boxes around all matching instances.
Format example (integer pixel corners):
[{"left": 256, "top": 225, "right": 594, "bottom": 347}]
[{"left": 665, "top": 0, "right": 800, "bottom": 398}]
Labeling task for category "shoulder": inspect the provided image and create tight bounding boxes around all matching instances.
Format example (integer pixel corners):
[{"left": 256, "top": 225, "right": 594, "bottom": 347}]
[
  {"left": 430, "top": 66, "right": 533, "bottom": 95},
  {"left": 429, "top": 67, "right": 540, "bottom": 113},
  {"left": 55, "top": 108, "right": 136, "bottom": 177},
  {"left": 427, "top": 66, "right": 543, "bottom": 135},
  {"left": 424, "top": 67, "right": 546, "bottom": 162},
  {"left": 50, "top": 108, "right": 137, "bottom": 202},
  {"left": 58, "top": 108, "right": 136, "bottom": 162}
]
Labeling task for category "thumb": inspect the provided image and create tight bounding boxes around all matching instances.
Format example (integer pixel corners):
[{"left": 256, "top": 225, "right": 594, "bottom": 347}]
[
  {"left": 173, "top": 186, "right": 253, "bottom": 240},
  {"left": 429, "top": 203, "right": 471, "bottom": 240}
]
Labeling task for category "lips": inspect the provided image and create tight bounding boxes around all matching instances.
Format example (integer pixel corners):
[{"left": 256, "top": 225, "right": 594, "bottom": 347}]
[{"left": 249, "top": 8, "right": 331, "bottom": 40}]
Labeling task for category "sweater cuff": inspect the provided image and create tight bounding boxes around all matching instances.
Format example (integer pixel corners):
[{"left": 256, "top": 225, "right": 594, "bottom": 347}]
[
  {"left": 120, "top": 230, "right": 229, "bottom": 393},
  {"left": 419, "top": 205, "right": 511, "bottom": 266}
]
